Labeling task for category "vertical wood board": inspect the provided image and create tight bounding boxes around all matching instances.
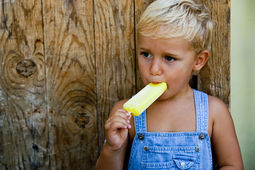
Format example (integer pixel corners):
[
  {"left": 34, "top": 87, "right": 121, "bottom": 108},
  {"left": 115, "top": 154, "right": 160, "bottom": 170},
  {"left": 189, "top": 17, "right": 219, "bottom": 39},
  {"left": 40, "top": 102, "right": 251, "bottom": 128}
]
[
  {"left": 42, "top": 0, "right": 97, "bottom": 169},
  {"left": 199, "top": 0, "right": 230, "bottom": 105},
  {"left": 94, "top": 0, "right": 136, "bottom": 152},
  {"left": 0, "top": 0, "right": 47, "bottom": 169}
]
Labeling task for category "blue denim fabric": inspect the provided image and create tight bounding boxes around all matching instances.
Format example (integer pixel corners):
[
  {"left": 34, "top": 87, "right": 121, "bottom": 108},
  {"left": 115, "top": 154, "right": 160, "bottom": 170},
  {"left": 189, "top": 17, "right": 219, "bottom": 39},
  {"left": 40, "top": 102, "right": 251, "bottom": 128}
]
[{"left": 128, "top": 90, "right": 212, "bottom": 170}]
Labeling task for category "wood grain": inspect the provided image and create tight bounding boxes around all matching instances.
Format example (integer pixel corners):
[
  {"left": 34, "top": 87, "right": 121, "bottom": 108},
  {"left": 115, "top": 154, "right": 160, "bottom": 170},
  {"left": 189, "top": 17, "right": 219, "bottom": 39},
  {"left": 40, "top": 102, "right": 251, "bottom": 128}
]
[
  {"left": 0, "top": 0, "right": 230, "bottom": 169},
  {"left": 199, "top": 0, "right": 230, "bottom": 105},
  {"left": 94, "top": 0, "right": 136, "bottom": 152},
  {"left": 42, "top": 0, "right": 97, "bottom": 169},
  {"left": 0, "top": 0, "right": 47, "bottom": 169}
]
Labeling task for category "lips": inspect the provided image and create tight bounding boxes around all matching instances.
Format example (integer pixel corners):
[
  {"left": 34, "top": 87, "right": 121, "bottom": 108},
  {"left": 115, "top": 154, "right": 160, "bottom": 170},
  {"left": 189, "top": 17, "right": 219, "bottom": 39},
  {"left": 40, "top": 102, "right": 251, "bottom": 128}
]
[{"left": 151, "top": 81, "right": 162, "bottom": 84}]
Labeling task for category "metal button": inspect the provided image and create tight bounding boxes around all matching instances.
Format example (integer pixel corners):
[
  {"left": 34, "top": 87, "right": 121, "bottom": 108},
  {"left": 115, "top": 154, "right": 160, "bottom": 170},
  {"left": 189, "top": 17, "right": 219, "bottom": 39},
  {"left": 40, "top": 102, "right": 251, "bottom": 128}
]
[
  {"left": 138, "top": 134, "right": 144, "bottom": 140},
  {"left": 144, "top": 146, "right": 149, "bottom": 151},
  {"left": 199, "top": 134, "right": 205, "bottom": 140},
  {"left": 181, "top": 162, "right": 185, "bottom": 167},
  {"left": 196, "top": 147, "right": 200, "bottom": 152}
]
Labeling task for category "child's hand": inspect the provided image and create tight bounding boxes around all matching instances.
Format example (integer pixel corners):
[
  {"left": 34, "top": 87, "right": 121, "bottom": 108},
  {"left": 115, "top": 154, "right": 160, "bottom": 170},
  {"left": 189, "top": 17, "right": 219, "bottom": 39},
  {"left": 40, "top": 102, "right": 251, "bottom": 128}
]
[{"left": 104, "top": 109, "right": 131, "bottom": 151}]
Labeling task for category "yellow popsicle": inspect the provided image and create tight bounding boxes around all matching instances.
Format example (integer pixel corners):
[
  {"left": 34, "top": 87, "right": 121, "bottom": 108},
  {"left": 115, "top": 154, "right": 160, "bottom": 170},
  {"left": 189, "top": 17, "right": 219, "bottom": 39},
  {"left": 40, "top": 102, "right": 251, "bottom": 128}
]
[{"left": 123, "top": 82, "right": 167, "bottom": 116}]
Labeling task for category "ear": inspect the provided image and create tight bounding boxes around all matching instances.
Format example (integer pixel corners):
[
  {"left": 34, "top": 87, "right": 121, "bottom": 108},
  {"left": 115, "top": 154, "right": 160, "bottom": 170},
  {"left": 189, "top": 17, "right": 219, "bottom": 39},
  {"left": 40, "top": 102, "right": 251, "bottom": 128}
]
[{"left": 192, "top": 50, "right": 210, "bottom": 71}]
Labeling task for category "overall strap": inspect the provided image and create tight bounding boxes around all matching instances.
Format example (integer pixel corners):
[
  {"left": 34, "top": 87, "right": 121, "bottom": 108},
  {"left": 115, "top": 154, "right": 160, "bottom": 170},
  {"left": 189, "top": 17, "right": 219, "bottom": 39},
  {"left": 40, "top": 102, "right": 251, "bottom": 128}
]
[
  {"left": 194, "top": 89, "right": 209, "bottom": 133},
  {"left": 133, "top": 110, "right": 147, "bottom": 133}
]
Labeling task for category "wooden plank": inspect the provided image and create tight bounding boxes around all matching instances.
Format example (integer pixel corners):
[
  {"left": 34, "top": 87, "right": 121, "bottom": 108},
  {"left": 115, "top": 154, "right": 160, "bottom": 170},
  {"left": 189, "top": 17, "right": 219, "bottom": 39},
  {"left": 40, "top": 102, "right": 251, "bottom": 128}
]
[
  {"left": 199, "top": 0, "right": 230, "bottom": 105},
  {"left": 0, "top": 0, "right": 47, "bottom": 169},
  {"left": 94, "top": 0, "right": 136, "bottom": 152},
  {"left": 42, "top": 0, "right": 97, "bottom": 169}
]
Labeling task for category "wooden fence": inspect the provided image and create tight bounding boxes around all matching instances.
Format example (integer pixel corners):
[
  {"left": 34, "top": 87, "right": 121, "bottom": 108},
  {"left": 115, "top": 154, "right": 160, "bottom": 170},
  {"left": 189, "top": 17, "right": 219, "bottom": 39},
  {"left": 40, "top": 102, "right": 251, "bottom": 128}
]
[{"left": 0, "top": 0, "right": 230, "bottom": 169}]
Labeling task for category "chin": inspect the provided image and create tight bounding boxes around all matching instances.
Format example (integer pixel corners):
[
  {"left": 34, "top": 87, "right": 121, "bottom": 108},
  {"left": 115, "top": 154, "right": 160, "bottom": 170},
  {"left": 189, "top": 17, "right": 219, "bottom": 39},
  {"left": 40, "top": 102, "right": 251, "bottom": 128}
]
[{"left": 157, "top": 91, "right": 169, "bottom": 101}]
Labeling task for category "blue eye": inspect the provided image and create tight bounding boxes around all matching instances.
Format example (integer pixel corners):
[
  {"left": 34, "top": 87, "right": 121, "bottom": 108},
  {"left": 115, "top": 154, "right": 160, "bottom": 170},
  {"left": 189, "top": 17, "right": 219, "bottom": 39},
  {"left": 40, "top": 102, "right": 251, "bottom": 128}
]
[
  {"left": 165, "top": 56, "right": 175, "bottom": 62},
  {"left": 140, "top": 52, "right": 152, "bottom": 58}
]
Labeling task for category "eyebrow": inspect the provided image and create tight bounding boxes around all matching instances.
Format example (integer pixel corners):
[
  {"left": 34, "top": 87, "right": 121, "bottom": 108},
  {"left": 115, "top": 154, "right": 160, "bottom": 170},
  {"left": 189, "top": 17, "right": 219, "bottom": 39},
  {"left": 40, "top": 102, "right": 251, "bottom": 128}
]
[
  {"left": 139, "top": 47, "right": 151, "bottom": 52},
  {"left": 139, "top": 47, "right": 179, "bottom": 58},
  {"left": 164, "top": 52, "right": 179, "bottom": 58}
]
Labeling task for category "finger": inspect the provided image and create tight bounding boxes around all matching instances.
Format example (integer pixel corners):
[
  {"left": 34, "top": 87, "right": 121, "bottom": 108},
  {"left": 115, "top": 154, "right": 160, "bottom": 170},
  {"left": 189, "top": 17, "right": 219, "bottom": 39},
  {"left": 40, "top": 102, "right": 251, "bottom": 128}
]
[
  {"left": 106, "top": 113, "right": 130, "bottom": 126},
  {"left": 113, "top": 109, "right": 132, "bottom": 121},
  {"left": 110, "top": 115, "right": 131, "bottom": 126},
  {"left": 109, "top": 121, "right": 131, "bottom": 130},
  {"left": 105, "top": 116, "right": 130, "bottom": 130},
  {"left": 117, "top": 109, "right": 132, "bottom": 117},
  {"left": 105, "top": 110, "right": 132, "bottom": 130}
]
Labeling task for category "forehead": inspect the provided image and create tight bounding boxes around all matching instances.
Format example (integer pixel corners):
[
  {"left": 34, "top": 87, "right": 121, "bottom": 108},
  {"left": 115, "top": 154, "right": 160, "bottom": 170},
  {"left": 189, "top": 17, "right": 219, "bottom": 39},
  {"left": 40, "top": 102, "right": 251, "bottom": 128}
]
[{"left": 138, "top": 34, "right": 194, "bottom": 53}]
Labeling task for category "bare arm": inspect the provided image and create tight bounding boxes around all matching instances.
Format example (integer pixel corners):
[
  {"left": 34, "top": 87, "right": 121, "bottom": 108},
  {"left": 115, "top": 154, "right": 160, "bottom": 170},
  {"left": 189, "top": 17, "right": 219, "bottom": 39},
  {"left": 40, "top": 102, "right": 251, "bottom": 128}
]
[
  {"left": 96, "top": 141, "right": 127, "bottom": 170},
  {"left": 96, "top": 100, "right": 131, "bottom": 170},
  {"left": 209, "top": 96, "right": 243, "bottom": 170}
]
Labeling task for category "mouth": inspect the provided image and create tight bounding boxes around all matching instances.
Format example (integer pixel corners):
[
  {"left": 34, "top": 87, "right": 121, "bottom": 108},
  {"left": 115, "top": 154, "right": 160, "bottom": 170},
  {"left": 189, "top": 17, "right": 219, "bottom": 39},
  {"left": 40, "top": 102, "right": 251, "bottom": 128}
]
[
  {"left": 151, "top": 81, "right": 163, "bottom": 84},
  {"left": 150, "top": 81, "right": 168, "bottom": 90}
]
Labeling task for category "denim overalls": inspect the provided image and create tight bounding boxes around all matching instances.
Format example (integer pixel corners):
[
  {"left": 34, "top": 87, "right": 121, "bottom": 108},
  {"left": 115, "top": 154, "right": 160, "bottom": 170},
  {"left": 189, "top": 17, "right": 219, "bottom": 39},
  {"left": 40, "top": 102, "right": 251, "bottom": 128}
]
[{"left": 128, "top": 89, "right": 213, "bottom": 170}]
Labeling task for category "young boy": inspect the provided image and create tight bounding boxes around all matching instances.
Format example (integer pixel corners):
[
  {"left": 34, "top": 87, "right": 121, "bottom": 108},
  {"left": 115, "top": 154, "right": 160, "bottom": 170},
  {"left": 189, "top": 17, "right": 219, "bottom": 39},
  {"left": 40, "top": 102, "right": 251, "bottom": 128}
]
[{"left": 96, "top": 0, "right": 243, "bottom": 169}]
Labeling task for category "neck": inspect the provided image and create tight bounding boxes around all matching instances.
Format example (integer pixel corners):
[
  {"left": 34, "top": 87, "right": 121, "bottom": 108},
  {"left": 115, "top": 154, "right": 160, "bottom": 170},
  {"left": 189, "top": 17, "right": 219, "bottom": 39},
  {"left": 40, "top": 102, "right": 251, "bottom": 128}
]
[{"left": 157, "top": 85, "right": 194, "bottom": 104}]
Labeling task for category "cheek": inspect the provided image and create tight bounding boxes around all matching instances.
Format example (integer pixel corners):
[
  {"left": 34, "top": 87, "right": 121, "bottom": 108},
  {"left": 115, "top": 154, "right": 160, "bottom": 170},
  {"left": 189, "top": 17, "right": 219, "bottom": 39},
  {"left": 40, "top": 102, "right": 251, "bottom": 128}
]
[
  {"left": 138, "top": 58, "right": 148, "bottom": 73},
  {"left": 138, "top": 59, "right": 150, "bottom": 84},
  {"left": 165, "top": 65, "right": 192, "bottom": 82},
  {"left": 174, "top": 61, "right": 194, "bottom": 74}
]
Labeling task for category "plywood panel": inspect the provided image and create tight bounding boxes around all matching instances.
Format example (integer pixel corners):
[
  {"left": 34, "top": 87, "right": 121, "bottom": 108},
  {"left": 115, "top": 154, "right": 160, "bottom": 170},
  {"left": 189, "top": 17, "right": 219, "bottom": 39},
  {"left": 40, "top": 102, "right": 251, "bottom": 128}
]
[
  {"left": 42, "top": 0, "right": 97, "bottom": 169},
  {"left": 0, "top": 0, "right": 47, "bottom": 169},
  {"left": 94, "top": 0, "right": 136, "bottom": 151}
]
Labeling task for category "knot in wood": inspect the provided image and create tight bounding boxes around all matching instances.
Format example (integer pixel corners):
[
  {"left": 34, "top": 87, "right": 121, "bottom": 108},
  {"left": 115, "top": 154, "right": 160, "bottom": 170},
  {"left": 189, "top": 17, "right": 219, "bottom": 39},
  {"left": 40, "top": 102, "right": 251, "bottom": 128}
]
[
  {"left": 32, "top": 143, "right": 39, "bottom": 152},
  {"left": 16, "top": 59, "right": 37, "bottom": 78},
  {"left": 74, "top": 113, "right": 90, "bottom": 129}
]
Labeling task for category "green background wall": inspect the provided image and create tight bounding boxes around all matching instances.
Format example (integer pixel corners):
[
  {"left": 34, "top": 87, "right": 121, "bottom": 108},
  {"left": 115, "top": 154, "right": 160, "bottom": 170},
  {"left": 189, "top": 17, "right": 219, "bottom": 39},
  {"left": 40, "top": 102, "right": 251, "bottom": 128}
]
[{"left": 231, "top": 0, "right": 255, "bottom": 169}]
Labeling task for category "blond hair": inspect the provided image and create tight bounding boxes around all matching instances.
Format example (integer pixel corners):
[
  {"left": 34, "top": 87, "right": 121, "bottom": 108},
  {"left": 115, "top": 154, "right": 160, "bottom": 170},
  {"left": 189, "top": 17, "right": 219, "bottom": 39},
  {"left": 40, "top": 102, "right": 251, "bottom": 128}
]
[{"left": 137, "top": 0, "right": 213, "bottom": 52}]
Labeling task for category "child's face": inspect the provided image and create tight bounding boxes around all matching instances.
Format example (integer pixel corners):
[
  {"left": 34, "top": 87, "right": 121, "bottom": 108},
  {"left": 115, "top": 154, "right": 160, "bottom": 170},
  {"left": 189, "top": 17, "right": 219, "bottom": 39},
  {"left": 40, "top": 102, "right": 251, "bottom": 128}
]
[{"left": 138, "top": 35, "right": 198, "bottom": 99}]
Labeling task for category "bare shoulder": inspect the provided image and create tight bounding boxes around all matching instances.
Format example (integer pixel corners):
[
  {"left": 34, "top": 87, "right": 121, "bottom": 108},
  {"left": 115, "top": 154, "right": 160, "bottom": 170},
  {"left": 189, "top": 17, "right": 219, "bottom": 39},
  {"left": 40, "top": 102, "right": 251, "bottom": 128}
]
[
  {"left": 208, "top": 95, "right": 230, "bottom": 121},
  {"left": 208, "top": 95, "right": 243, "bottom": 169}
]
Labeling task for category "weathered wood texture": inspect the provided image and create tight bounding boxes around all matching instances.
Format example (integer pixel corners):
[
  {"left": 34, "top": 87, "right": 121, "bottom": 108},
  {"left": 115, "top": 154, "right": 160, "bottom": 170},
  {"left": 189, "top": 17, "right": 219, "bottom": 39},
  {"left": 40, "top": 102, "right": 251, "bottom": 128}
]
[
  {"left": 42, "top": 0, "right": 97, "bottom": 169},
  {"left": 94, "top": 0, "right": 136, "bottom": 152},
  {"left": 199, "top": 0, "right": 230, "bottom": 105},
  {"left": 0, "top": 0, "right": 47, "bottom": 169},
  {"left": 0, "top": 0, "right": 230, "bottom": 169}
]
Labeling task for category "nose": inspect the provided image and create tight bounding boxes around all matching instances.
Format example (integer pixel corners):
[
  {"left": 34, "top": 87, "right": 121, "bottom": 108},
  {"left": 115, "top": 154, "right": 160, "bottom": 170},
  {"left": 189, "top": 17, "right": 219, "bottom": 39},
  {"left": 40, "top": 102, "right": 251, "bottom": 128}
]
[{"left": 150, "top": 58, "right": 163, "bottom": 76}]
